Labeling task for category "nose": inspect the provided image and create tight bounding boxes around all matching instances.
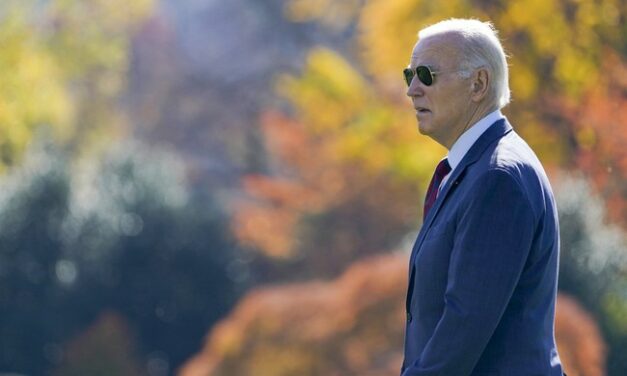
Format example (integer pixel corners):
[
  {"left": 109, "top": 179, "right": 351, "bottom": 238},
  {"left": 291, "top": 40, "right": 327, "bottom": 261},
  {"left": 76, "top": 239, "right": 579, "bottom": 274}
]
[{"left": 406, "top": 77, "right": 424, "bottom": 97}]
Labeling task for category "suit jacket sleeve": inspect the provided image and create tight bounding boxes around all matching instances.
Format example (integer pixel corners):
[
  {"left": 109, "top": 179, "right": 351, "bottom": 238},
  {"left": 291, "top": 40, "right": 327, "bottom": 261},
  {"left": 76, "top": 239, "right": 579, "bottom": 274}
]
[{"left": 402, "top": 168, "right": 537, "bottom": 376}]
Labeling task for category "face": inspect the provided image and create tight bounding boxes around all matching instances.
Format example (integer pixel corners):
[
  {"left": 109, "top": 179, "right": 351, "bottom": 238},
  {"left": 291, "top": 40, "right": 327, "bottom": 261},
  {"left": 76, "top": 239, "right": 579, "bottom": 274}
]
[{"left": 407, "top": 35, "right": 475, "bottom": 149}]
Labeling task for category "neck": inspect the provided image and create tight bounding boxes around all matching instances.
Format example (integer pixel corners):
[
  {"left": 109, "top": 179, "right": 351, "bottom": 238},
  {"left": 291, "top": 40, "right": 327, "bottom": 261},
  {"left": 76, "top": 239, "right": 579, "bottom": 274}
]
[{"left": 444, "top": 102, "right": 497, "bottom": 149}]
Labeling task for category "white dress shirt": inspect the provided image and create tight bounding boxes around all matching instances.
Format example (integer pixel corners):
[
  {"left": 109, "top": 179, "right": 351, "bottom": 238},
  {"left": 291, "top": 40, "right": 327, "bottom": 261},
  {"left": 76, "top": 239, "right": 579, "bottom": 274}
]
[{"left": 440, "top": 110, "right": 505, "bottom": 191}]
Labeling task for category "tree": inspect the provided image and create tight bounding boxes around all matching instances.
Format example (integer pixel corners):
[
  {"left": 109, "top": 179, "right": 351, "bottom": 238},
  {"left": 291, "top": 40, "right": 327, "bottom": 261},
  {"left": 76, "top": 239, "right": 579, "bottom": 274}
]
[
  {"left": 0, "top": 0, "right": 155, "bottom": 170},
  {"left": 556, "top": 175, "right": 627, "bottom": 374},
  {"left": 232, "top": 49, "right": 442, "bottom": 281},
  {"left": 0, "top": 139, "right": 244, "bottom": 374},
  {"left": 549, "top": 52, "right": 627, "bottom": 227},
  {"left": 180, "top": 253, "right": 408, "bottom": 376},
  {"left": 180, "top": 253, "right": 608, "bottom": 376},
  {"left": 52, "top": 312, "right": 144, "bottom": 376},
  {"left": 0, "top": 7, "right": 72, "bottom": 168},
  {"left": 45, "top": 0, "right": 155, "bottom": 152},
  {"left": 233, "top": 0, "right": 627, "bottom": 274}
]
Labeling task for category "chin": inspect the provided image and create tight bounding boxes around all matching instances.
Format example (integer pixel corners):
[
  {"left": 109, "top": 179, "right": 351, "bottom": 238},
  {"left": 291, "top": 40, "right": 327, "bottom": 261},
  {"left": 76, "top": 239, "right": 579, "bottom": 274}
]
[
  {"left": 417, "top": 121, "right": 432, "bottom": 136},
  {"left": 418, "top": 124, "right": 444, "bottom": 145}
]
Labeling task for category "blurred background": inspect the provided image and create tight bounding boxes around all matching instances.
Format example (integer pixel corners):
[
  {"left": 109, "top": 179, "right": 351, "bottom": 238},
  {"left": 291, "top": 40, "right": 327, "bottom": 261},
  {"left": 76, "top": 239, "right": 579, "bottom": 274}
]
[{"left": 0, "top": 0, "right": 625, "bottom": 375}]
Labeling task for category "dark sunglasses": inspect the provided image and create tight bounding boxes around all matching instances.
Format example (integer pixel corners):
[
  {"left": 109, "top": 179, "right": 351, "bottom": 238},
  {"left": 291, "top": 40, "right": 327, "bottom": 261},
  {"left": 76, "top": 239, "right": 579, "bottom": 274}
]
[{"left": 403, "top": 65, "right": 438, "bottom": 87}]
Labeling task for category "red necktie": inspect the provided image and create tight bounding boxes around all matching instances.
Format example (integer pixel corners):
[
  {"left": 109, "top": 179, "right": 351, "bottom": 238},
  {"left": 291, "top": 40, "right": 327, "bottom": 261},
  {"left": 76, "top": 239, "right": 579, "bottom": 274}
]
[{"left": 423, "top": 158, "right": 452, "bottom": 220}]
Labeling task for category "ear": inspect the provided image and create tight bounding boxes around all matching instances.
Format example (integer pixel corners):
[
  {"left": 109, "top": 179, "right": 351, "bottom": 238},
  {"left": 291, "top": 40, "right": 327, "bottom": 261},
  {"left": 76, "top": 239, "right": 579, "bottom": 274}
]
[{"left": 470, "top": 68, "right": 490, "bottom": 102}]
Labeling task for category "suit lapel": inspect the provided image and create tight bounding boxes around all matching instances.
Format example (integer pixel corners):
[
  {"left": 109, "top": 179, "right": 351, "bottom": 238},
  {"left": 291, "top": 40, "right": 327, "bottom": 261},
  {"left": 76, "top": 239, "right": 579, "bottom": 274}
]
[{"left": 409, "top": 119, "right": 513, "bottom": 267}]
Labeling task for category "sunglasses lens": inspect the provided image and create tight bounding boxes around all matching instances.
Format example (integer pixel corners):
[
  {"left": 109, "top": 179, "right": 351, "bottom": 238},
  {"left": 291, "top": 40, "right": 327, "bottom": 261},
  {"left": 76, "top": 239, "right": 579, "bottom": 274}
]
[
  {"left": 403, "top": 68, "right": 414, "bottom": 86},
  {"left": 403, "top": 66, "right": 434, "bottom": 87},
  {"left": 416, "top": 66, "right": 433, "bottom": 86}
]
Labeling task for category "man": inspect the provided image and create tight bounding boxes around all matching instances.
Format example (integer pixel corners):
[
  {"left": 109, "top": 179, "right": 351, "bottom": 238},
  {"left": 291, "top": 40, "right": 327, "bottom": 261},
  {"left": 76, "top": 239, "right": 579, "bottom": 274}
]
[{"left": 401, "top": 19, "right": 565, "bottom": 375}]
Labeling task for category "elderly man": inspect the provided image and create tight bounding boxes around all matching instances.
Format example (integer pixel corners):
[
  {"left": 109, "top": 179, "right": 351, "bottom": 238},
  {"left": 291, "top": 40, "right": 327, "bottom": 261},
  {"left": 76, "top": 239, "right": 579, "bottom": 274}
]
[{"left": 401, "top": 19, "right": 565, "bottom": 375}]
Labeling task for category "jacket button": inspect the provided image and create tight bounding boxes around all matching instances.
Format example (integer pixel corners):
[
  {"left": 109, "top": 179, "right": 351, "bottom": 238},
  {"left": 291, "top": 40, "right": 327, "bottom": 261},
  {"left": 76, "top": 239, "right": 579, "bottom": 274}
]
[{"left": 406, "top": 312, "right": 412, "bottom": 323}]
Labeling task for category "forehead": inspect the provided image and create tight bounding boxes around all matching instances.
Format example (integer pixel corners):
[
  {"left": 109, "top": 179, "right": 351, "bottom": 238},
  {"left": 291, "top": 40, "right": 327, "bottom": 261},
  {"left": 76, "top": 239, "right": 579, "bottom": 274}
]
[{"left": 410, "top": 34, "right": 461, "bottom": 68}]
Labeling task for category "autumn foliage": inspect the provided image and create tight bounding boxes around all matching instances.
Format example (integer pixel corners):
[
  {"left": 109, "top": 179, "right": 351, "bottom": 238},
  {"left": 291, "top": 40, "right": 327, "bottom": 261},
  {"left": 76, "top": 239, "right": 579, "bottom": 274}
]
[
  {"left": 551, "top": 51, "right": 627, "bottom": 227},
  {"left": 232, "top": 0, "right": 627, "bottom": 271},
  {"left": 180, "top": 254, "right": 606, "bottom": 376},
  {"left": 52, "top": 312, "right": 144, "bottom": 376},
  {"left": 232, "top": 108, "right": 427, "bottom": 277},
  {"left": 226, "top": 1, "right": 626, "bottom": 373},
  {"left": 2, "top": 0, "right": 624, "bottom": 374},
  {"left": 180, "top": 253, "right": 407, "bottom": 376},
  {"left": 555, "top": 294, "right": 607, "bottom": 376}
]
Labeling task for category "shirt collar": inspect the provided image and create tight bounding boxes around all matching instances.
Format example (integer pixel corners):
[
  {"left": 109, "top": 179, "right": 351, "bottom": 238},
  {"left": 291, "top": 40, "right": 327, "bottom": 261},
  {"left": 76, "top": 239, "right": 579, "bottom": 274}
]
[{"left": 447, "top": 109, "right": 504, "bottom": 171}]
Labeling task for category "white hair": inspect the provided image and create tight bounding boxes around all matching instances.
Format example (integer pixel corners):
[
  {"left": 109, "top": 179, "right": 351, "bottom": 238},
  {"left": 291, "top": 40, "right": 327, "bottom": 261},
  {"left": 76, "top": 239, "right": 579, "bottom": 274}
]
[{"left": 418, "top": 19, "right": 510, "bottom": 108}]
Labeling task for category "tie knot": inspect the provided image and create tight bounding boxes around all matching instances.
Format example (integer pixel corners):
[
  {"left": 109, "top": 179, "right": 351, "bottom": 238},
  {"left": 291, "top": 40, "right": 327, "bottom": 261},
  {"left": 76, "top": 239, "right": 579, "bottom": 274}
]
[{"left": 434, "top": 158, "right": 452, "bottom": 179}]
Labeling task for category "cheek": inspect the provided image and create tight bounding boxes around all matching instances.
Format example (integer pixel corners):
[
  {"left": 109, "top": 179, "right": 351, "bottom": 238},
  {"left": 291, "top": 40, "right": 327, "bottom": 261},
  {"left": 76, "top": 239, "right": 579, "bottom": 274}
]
[{"left": 439, "top": 89, "right": 465, "bottom": 114}]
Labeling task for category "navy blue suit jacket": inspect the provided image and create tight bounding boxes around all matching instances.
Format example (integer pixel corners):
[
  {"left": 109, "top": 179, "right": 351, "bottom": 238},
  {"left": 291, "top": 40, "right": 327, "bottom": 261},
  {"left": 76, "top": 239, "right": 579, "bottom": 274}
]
[{"left": 401, "top": 119, "right": 564, "bottom": 376}]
